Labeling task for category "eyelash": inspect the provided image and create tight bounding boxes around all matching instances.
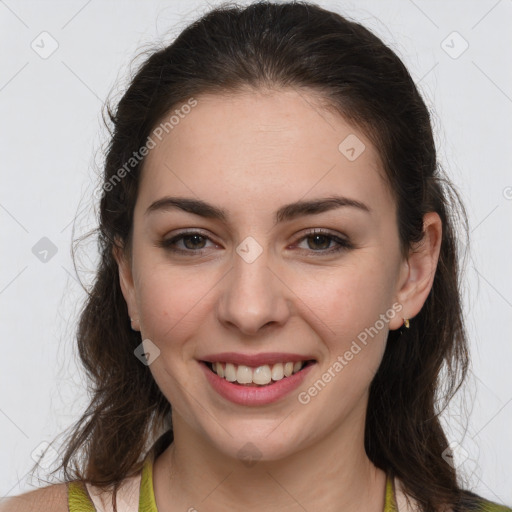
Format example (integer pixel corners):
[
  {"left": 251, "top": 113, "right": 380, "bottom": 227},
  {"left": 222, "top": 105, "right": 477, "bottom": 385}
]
[{"left": 157, "top": 229, "right": 353, "bottom": 256}]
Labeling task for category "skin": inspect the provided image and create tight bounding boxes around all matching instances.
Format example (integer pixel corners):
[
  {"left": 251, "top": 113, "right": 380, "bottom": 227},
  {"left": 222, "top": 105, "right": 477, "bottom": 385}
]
[{"left": 114, "top": 87, "right": 442, "bottom": 512}]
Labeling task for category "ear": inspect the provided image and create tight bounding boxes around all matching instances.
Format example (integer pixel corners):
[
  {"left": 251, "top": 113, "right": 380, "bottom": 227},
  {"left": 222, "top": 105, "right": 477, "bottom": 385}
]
[
  {"left": 389, "top": 212, "right": 442, "bottom": 330},
  {"left": 112, "top": 238, "right": 140, "bottom": 331}
]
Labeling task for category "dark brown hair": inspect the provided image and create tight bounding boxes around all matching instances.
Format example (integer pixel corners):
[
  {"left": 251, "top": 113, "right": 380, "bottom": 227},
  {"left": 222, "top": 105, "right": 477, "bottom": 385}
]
[{"left": 31, "top": 2, "right": 492, "bottom": 510}]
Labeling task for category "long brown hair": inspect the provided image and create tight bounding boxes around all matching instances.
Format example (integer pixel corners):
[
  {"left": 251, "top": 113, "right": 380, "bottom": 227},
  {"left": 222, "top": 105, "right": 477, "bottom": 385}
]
[{"left": 33, "top": 2, "right": 486, "bottom": 510}]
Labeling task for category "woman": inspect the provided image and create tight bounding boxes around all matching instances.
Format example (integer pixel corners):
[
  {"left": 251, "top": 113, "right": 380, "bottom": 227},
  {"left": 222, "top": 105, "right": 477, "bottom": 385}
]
[{"left": 2, "top": 2, "right": 510, "bottom": 511}]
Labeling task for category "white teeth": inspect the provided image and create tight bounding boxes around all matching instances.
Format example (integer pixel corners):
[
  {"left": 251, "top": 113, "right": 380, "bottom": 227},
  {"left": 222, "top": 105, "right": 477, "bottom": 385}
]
[
  {"left": 253, "top": 365, "right": 272, "bottom": 385},
  {"left": 284, "top": 362, "right": 294, "bottom": 377},
  {"left": 271, "top": 363, "right": 284, "bottom": 381},
  {"left": 210, "top": 360, "right": 309, "bottom": 385},
  {"left": 236, "top": 365, "right": 253, "bottom": 384},
  {"left": 225, "top": 362, "right": 237, "bottom": 382},
  {"left": 214, "top": 361, "right": 224, "bottom": 378}
]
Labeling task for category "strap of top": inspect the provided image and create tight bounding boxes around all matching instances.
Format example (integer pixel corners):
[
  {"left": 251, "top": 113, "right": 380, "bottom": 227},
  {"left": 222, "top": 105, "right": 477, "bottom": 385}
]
[
  {"left": 139, "top": 451, "right": 158, "bottom": 512},
  {"left": 67, "top": 431, "right": 171, "bottom": 512},
  {"left": 67, "top": 479, "right": 96, "bottom": 512},
  {"left": 385, "top": 471, "right": 398, "bottom": 512},
  {"left": 68, "top": 470, "right": 142, "bottom": 512}
]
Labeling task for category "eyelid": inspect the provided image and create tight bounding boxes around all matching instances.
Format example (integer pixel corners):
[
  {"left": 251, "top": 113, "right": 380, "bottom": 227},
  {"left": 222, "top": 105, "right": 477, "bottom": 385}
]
[{"left": 293, "top": 227, "right": 349, "bottom": 242}]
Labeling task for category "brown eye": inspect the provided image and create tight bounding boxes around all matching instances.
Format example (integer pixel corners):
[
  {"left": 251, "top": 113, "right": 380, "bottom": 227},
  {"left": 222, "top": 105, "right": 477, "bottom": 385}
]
[
  {"left": 306, "top": 234, "right": 332, "bottom": 250},
  {"left": 158, "top": 231, "right": 216, "bottom": 254},
  {"left": 181, "top": 234, "right": 207, "bottom": 250},
  {"left": 294, "top": 230, "right": 353, "bottom": 255}
]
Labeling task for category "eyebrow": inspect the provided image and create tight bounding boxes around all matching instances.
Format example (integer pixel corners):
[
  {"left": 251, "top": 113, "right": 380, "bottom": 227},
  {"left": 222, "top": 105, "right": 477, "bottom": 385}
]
[{"left": 144, "top": 195, "right": 371, "bottom": 225}]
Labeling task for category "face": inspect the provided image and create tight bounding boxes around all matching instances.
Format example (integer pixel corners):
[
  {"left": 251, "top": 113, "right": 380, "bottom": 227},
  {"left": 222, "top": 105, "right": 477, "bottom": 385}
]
[{"left": 116, "top": 87, "right": 422, "bottom": 463}]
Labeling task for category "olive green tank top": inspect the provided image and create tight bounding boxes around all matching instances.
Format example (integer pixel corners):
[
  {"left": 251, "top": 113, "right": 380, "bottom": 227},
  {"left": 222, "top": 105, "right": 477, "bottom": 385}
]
[
  {"left": 67, "top": 454, "right": 397, "bottom": 512},
  {"left": 67, "top": 453, "right": 157, "bottom": 511},
  {"left": 67, "top": 431, "right": 512, "bottom": 512},
  {"left": 68, "top": 459, "right": 396, "bottom": 511}
]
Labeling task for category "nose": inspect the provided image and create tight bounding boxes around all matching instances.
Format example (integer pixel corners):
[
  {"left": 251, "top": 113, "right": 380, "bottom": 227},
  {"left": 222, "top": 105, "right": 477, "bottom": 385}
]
[{"left": 216, "top": 247, "right": 291, "bottom": 336}]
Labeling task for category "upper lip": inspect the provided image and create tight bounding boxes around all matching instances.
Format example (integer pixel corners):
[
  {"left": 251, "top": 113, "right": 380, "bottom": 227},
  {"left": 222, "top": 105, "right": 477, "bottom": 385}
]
[{"left": 199, "top": 352, "right": 316, "bottom": 367}]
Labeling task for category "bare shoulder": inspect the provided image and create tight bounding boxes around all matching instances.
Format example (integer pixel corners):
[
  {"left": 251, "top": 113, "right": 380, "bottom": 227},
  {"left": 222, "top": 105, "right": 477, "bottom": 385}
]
[{"left": 0, "top": 482, "right": 69, "bottom": 512}]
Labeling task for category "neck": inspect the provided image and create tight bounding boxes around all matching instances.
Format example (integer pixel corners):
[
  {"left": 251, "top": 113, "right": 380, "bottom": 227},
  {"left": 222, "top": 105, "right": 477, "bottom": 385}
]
[{"left": 153, "top": 407, "right": 387, "bottom": 512}]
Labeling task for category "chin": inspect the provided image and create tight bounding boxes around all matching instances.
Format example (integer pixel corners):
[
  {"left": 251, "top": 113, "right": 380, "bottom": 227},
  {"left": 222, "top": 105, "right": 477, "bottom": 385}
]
[{"left": 204, "top": 427, "right": 304, "bottom": 464}]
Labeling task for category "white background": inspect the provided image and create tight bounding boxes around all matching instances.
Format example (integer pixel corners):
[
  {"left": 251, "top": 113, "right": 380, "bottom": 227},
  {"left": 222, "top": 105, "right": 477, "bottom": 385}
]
[{"left": 1, "top": 0, "right": 511, "bottom": 505}]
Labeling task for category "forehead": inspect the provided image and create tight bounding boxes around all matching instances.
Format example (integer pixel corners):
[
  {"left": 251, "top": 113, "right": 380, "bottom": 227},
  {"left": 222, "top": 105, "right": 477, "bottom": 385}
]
[{"left": 136, "top": 88, "right": 393, "bottom": 218}]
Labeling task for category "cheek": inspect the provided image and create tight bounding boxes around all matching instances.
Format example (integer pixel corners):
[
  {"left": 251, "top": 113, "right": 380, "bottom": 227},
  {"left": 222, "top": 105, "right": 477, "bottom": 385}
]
[
  {"left": 293, "top": 262, "right": 396, "bottom": 339},
  {"left": 134, "top": 265, "right": 214, "bottom": 346},
  {"left": 289, "top": 261, "right": 397, "bottom": 392},
  {"left": 294, "top": 269, "right": 392, "bottom": 411}
]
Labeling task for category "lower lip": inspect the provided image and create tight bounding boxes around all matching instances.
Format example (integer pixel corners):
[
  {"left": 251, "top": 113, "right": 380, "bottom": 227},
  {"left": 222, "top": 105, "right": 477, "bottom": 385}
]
[{"left": 199, "top": 361, "right": 315, "bottom": 406}]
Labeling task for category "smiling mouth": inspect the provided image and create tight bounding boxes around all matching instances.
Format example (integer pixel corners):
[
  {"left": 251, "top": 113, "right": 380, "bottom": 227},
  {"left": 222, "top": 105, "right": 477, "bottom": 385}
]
[{"left": 202, "top": 360, "right": 316, "bottom": 387}]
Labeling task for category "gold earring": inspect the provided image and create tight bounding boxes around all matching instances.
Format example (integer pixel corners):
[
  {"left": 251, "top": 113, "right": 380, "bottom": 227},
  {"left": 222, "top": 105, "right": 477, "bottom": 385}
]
[{"left": 403, "top": 318, "right": 410, "bottom": 329}]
